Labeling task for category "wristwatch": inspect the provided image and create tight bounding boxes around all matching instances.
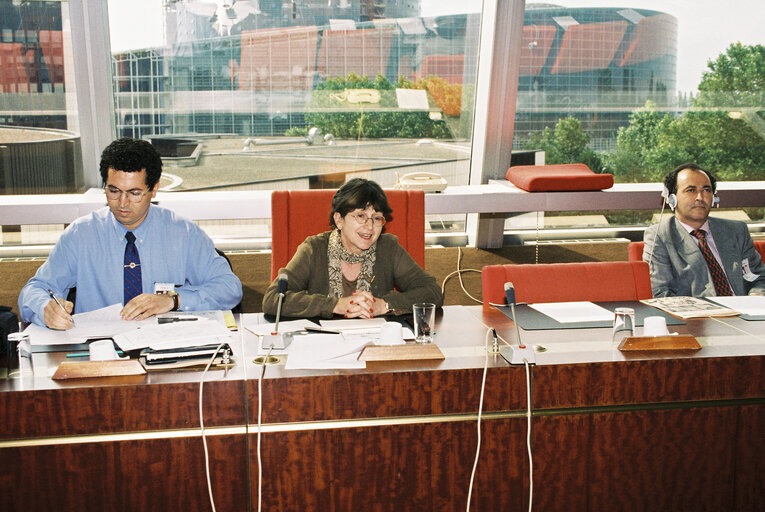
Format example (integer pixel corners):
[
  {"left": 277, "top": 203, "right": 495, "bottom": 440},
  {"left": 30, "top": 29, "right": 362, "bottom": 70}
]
[
  {"left": 167, "top": 290, "right": 180, "bottom": 311},
  {"left": 384, "top": 301, "right": 390, "bottom": 314}
]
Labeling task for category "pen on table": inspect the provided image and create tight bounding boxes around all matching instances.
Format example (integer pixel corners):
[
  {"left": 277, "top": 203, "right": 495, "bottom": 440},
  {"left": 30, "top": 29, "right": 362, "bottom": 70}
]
[
  {"left": 66, "top": 350, "right": 126, "bottom": 358},
  {"left": 157, "top": 316, "right": 199, "bottom": 324},
  {"left": 303, "top": 326, "right": 341, "bottom": 334},
  {"left": 47, "top": 288, "right": 75, "bottom": 326}
]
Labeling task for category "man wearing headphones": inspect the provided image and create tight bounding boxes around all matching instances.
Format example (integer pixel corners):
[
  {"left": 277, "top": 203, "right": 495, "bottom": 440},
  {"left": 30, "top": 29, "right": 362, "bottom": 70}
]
[{"left": 643, "top": 163, "right": 765, "bottom": 297}]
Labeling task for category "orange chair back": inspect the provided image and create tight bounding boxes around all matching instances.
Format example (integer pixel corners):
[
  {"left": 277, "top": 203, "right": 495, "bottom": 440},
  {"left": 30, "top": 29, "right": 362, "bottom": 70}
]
[
  {"left": 481, "top": 261, "right": 653, "bottom": 305},
  {"left": 628, "top": 241, "right": 645, "bottom": 262},
  {"left": 270, "top": 188, "right": 426, "bottom": 279},
  {"left": 755, "top": 240, "right": 765, "bottom": 262}
]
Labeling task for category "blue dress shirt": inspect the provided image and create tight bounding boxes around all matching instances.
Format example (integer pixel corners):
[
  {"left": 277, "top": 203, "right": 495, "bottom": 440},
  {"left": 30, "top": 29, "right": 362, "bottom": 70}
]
[{"left": 19, "top": 205, "right": 243, "bottom": 326}]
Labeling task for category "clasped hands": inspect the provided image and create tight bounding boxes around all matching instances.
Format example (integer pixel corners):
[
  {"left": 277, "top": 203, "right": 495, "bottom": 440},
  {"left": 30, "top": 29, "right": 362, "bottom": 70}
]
[
  {"left": 333, "top": 290, "right": 386, "bottom": 319},
  {"left": 44, "top": 293, "right": 175, "bottom": 330}
]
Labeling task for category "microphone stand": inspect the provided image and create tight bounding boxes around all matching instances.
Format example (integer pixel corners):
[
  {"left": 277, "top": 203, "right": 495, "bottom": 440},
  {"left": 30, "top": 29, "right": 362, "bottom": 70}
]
[{"left": 263, "top": 280, "right": 292, "bottom": 350}]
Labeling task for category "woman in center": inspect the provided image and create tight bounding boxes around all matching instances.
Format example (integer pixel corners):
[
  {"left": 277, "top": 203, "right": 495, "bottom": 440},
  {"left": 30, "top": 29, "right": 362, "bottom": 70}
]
[{"left": 263, "top": 179, "right": 443, "bottom": 318}]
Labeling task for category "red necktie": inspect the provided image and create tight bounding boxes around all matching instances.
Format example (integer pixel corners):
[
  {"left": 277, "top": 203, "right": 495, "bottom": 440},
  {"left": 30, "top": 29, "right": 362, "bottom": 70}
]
[{"left": 690, "top": 229, "right": 732, "bottom": 296}]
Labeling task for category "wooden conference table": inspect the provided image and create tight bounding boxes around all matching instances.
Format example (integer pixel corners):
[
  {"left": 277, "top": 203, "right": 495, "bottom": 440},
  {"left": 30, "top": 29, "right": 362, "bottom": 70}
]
[{"left": 1, "top": 305, "right": 763, "bottom": 512}]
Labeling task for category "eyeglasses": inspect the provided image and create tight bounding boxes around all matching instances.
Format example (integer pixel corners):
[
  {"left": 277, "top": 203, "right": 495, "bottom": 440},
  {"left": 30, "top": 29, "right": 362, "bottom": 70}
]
[
  {"left": 104, "top": 185, "right": 149, "bottom": 203},
  {"left": 348, "top": 212, "right": 386, "bottom": 227}
]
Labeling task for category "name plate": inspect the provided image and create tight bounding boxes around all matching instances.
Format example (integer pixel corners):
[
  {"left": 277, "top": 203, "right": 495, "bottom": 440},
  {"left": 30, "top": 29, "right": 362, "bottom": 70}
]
[
  {"left": 359, "top": 343, "right": 445, "bottom": 361},
  {"left": 618, "top": 335, "right": 701, "bottom": 352}
]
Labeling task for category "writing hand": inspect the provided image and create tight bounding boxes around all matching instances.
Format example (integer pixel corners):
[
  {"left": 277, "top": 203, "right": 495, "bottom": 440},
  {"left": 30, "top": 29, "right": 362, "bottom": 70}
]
[{"left": 43, "top": 297, "right": 74, "bottom": 330}]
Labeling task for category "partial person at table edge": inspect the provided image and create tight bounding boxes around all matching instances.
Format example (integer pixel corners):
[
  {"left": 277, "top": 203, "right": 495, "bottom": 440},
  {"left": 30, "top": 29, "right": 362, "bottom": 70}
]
[
  {"left": 643, "top": 162, "right": 765, "bottom": 297},
  {"left": 18, "top": 137, "right": 243, "bottom": 329},
  {"left": 263, "top": 178, "right": 443, "bottom": 319}
]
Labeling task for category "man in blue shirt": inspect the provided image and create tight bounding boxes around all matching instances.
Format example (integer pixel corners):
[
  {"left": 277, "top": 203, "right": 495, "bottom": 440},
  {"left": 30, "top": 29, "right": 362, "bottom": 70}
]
[{"left": 19, "top": 138, "right": 243, "bottom": 329}]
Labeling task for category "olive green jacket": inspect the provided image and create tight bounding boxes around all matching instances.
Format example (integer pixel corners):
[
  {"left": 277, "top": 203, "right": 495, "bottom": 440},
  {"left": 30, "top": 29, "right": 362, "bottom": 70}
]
[{"left": 263, "top": 232, "right": 442, "bottom": 318}]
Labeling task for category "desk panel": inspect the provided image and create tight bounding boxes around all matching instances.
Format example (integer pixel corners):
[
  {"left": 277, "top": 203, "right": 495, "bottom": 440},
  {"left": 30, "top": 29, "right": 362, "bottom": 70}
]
[
  {"left": 5, "top": 435, "right": 248, "bottom": 512},
  {"left": 0, "top": 379, "right": 246, "bottom": 439},
  {"left": 253, "top": 420, "right": 532, "bottom": 511},
  {"left": 2, "top": 306, "right": 764, "bottom": 511}
]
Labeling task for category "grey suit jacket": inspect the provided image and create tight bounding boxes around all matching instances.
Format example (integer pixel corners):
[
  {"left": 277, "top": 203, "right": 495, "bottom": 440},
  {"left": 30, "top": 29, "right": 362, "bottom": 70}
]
[{"left": 643, "top": 216, "right": 765, "bottom": 297}]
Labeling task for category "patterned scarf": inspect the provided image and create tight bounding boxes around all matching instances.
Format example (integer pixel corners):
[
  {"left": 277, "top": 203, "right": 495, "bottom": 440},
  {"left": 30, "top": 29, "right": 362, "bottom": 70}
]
[{"left": 328, "top": 228, "right": 377, "bottom": 298}]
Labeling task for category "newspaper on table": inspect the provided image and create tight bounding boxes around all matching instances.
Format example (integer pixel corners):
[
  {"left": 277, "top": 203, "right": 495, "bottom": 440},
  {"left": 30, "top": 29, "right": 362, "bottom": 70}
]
[{"left": 641, "top": 296, "right": 739, "bottom": 319}]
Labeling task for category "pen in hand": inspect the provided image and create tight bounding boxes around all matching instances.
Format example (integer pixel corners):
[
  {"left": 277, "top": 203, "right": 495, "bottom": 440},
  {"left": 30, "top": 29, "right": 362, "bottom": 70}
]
[{"left": 47, "top": 288, "right": 75, "bottom": 326}]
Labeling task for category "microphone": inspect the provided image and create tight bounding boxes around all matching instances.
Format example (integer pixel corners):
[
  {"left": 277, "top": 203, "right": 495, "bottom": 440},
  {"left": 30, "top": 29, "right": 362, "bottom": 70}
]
[
  {"left": 504, "top": 282, "right": 524, "bottom": 349},
  {"left": 504, "top": 281, "right": 515, "bottom": 307},
  {"left": 499, "top": 282, "right": 535, "bottom": 365},
  {"left": 273, "top": 273, "right": 288, "bottom": 334},
  {"left": 263, "top": 273, "right": 292, "bottom": 349},
  {"left": 277, "top": 273, "right": 288, "bottom": 295}
]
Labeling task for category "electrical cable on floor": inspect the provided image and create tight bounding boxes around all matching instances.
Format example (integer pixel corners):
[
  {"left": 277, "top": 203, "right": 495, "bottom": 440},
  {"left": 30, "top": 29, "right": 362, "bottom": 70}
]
[
  {"left": 257, "top": 345, "right": 274, "bottom": 512},
  {"left": 524, "top": 359, "right": 534, "bottom": 512},
  {"left": 199, "top": 341, "right": 229, "bottom": 512},
  {"left": 441, "top": 247, "right": 482, "bottom": 304},
  {"left": 466, "top": 328, "right": 491, "bottom": 511}
]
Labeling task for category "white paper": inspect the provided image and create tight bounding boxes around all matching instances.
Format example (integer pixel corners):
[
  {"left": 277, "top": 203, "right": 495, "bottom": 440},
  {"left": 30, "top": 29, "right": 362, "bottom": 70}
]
[
  {"left": 319, "top": 318, "right": 387, "bottom": 330},
  {"left": 26, "top": 303, "right": 150, "bottom": 346},
  {"left": 245, "top": 319, "right": 319, "bottom": 336},
  {"left": 529, "top": 301, "right": 614, "bottom": 323},
  {"left": 341, "top": 325, "right": 415, "bottom": 344},
  {"left": 283, "top": 334, "right": 368, "bottom": 370},
  {"left": 285, "top": 351, "right": 366, "bottom": 370},
  {"left": 113, "top": 318, "right": 233, "bottom": 351},
  {"left": 707, "top": 295, "right": 765, "bottom": 316}
]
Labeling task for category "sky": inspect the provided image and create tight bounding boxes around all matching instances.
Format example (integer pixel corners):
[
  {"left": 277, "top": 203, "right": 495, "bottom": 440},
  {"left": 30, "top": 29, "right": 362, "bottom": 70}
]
[{"left": 109, "top": 1, "right": 765, "bottom": 94}]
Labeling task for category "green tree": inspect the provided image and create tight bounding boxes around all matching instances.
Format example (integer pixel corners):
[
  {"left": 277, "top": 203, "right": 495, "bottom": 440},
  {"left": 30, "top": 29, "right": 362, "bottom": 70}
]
[
  {"left": 648, "top": 111, "right": 765, "bottom": 180},
  {"left": 696, "top": 43, "right": 765, "bottom": 107},
  {"left": 604, "top": 101, "right": 675, "bottom": 182},
  {"left": 305, "top": 73, "right": 453, "bottom": 139},
  {"left": 606, "top": 44, "right": 765, "bottom": 183},
  {"left": 524, "top": 117, "right": 604, "bottom": 172}
]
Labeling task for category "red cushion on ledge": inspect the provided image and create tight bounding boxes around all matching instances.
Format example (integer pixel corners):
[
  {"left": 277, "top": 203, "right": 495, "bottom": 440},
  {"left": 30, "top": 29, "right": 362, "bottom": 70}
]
[{"left": 505, "top": 163, "right": 614, "bottom": 192}]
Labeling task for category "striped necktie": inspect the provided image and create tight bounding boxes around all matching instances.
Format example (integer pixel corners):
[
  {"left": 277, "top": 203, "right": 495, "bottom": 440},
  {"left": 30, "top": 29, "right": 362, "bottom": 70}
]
[
  {"left": 690, "top": 229, "right": 732, "bottom": 296},
  {"left": 124, "top": 231, "right": 142, "bottom": 304}
]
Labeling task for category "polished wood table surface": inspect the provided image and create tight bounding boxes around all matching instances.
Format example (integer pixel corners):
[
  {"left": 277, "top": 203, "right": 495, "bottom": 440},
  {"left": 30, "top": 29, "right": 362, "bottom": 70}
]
[{"left": 1, "top": 305, "right": 763, "bottom": 511}]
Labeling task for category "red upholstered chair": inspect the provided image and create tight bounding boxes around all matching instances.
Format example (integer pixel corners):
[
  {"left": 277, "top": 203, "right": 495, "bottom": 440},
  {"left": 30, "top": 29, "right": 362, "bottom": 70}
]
[
  {"left": 628, "top": 241, "right": 645, "bottom": 262},
  {"left": 755, "top": 240, "right": 765, "bottom": 262},
  {"left": 270, "top": 188, "right": 426, "bottom": 279},
  {"left": 481, "top": 261, "right": 653, "bottom": 305}
]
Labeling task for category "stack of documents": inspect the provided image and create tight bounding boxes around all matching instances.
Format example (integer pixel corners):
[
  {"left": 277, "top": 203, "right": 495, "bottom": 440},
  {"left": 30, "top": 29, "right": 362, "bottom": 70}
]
[
  {"left": 243, "top": 316, "right": 414, "bottom": 370},
  {"left": 24, "top": 304, "right": 235, "bottom": 360}
]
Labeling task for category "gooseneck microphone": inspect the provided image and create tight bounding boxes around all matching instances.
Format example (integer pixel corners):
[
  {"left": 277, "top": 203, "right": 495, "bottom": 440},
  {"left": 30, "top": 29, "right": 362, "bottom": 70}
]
[
  {"left": 264, "top": 273, "right": 292, "bottom": 349},
  {"left": 273, "top": 273, "right": 288, "bottom": 334},
  {"left": 504, "top": 282, "right": 524, "bottom": 349},
  {"left": 499, "top": 282, "right": 536, "bottom": 365}
]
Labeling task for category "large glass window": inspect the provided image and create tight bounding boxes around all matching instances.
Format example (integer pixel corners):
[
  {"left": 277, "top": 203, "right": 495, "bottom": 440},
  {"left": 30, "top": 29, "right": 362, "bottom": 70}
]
[
  {"left": 3, "top": 0, "right": 764, "bottom": 250},
  {"left": 108, "top": 0, "right": 482, "bottom": 194},
  {"left": 105, "top": 0, "right": 486, "bottom": 243},
  {"left": 507, "top": 0, "right": 765, "bottom": 240},
  {"left": 0, "top": 0, "right": 83, "bottom": 195}
]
